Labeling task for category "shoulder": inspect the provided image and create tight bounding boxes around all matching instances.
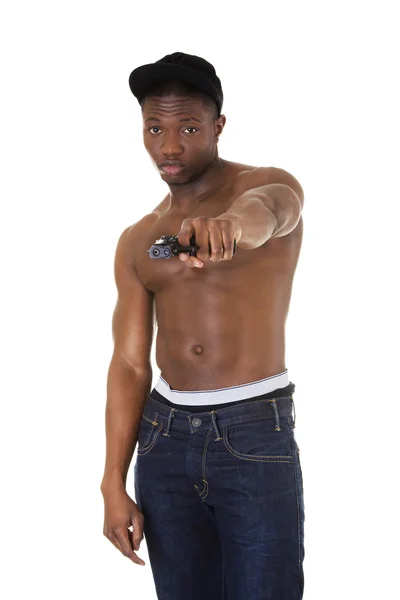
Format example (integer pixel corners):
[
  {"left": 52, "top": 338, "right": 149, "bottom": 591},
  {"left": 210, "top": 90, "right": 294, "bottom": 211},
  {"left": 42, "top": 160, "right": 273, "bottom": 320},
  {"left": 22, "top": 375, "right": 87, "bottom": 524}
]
[
  {"left": 115, "top": 213, "right": 158, "bottom": 267},
  {"left": 233, "top": 166, "right": 304, "bottom": 208}
]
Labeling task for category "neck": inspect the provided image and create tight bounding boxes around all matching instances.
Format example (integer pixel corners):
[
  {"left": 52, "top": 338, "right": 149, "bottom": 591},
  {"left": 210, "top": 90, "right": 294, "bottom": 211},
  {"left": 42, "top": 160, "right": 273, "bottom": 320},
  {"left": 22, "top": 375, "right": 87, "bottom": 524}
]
[{"left": 167, "top": 155, "right": 228, "bottom": 211}]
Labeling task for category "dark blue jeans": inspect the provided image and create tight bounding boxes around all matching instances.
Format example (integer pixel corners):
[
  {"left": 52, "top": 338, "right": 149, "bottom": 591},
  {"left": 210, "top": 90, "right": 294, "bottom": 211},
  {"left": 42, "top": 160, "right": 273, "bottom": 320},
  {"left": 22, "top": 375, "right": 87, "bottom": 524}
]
[{"left": 134, "top": 383, "right": 305, "bottom": 599}]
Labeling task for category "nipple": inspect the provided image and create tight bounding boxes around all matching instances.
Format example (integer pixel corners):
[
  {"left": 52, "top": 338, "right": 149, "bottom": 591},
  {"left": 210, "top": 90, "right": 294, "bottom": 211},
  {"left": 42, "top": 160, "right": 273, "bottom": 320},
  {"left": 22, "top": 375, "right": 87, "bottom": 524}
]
[{"left": 192, "top": 344, "right": 204, "bottom": 355}]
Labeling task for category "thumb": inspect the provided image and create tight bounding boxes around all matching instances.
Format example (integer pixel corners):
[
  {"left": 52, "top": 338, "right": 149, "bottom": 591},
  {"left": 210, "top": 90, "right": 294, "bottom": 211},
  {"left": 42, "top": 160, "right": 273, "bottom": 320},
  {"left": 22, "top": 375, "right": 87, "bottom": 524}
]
[{"left": 129, "top": 526, "right": 142, "bottom": 551}]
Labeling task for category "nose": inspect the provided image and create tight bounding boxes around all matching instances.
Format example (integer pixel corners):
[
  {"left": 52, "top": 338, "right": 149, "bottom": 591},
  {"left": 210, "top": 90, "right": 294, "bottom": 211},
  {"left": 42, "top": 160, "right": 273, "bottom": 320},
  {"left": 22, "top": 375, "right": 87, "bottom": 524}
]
[{"left": 161, "top": 133, "right": 184, "bottom": 157}]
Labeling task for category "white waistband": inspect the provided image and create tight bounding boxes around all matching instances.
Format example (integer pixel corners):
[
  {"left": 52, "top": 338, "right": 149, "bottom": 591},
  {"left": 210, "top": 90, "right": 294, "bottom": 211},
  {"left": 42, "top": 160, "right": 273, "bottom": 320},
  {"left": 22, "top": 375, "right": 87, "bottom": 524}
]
[{"left": 154, "top": 370, "right": 290, "bottom": 406}]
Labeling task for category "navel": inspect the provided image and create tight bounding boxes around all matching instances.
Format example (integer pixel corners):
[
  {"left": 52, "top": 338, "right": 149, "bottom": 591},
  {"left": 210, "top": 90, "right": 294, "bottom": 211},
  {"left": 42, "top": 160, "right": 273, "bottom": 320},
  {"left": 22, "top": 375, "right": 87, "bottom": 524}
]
[{"left": 191, "top": 344, "right": 204, "bottom": 355}]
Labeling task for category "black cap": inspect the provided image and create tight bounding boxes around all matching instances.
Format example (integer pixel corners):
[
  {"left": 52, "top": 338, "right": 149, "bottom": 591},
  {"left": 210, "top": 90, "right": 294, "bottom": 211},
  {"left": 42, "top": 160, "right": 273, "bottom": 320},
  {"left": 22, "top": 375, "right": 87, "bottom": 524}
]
[{"left": 128, "top": 52, "right": 223, "bottom": 117}]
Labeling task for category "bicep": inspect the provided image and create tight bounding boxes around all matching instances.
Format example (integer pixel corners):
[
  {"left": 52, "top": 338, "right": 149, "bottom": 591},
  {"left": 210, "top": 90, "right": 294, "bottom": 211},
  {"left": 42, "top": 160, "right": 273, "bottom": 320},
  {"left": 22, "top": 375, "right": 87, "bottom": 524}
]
[{"left": 111, "top": 225, "right": 155, "bottom": 373}]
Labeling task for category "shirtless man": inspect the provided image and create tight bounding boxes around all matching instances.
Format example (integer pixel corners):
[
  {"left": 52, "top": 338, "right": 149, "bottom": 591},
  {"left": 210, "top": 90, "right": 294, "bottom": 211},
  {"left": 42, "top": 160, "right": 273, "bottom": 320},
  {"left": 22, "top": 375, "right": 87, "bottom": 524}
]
[{"left": 100, "top": 52, "right": 305, "bottom": 600}]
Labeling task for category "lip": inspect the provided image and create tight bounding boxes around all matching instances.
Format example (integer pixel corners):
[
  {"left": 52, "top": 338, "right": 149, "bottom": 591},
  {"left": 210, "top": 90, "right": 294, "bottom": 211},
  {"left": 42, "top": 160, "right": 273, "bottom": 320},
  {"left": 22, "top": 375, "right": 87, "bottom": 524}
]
[{"left": 160, "top": 164, "right": 185, "bottom": 175}]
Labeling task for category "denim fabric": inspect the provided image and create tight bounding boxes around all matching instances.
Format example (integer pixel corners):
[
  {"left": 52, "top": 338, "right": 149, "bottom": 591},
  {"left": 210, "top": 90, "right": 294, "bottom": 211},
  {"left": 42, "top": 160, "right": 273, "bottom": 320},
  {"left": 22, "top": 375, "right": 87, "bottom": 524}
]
[{"left": 133, "top": 384, "right": 305, "bottom": 599}]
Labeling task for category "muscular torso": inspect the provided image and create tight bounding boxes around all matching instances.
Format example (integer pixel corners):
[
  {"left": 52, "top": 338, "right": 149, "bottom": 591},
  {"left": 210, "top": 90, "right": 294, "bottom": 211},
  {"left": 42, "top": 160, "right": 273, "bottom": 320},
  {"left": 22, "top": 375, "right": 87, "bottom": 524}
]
[{"left": 134, "top": 160, "right": 303, "bottom": 390}]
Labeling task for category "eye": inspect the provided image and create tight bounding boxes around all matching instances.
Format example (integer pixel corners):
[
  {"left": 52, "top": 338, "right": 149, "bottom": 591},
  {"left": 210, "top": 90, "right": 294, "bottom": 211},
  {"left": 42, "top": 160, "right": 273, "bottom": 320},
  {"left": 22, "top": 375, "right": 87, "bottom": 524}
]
[{"left": 147, "top": 126, "right": 199, "bottom": 134}]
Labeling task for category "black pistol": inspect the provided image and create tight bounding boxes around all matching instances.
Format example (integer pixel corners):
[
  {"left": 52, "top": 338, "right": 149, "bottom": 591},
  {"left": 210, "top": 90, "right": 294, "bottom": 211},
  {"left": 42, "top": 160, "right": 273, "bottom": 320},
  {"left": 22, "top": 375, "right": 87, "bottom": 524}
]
[{"left": 147, "top": 235, "right": 237, "bottom": 259}]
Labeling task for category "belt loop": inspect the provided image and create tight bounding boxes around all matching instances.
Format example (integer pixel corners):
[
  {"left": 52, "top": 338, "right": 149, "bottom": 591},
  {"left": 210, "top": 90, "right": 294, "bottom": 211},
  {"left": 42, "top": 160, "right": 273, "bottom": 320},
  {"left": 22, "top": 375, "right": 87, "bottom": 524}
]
[
  {"left": 291, "top": 395, "right": 296, "bottom": 428},
  {"left": 187, "top": 414, "right": 194, "bottom": 433},
  {"left": 210, "top": 411, "right": 222, "bottom": 441},
  {"left": 162, "top": 408, "right": 176, "bottom": 437},
  {"left": 269, "top": 399, "right": 281, "bottom": 431}
]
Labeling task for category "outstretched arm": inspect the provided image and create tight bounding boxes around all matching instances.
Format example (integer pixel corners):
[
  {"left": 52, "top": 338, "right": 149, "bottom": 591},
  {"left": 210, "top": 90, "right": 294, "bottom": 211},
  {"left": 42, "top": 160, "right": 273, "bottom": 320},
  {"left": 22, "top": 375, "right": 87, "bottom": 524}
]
[{"left": 217, "top": 181, "right": 303, "bottom": 249}]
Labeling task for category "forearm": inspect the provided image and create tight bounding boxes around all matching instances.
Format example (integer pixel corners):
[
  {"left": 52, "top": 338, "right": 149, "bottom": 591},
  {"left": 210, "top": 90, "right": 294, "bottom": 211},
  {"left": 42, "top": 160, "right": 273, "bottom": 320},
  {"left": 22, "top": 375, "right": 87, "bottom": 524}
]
[
  {"left": 218, "top": 183, "right": 301, "bottom": 249},
  {"left": 100, "top": 358, "right": 152, "bottom": 492},
  {"left": 218, "top": 196, "right": 275, "bottom": 250}
]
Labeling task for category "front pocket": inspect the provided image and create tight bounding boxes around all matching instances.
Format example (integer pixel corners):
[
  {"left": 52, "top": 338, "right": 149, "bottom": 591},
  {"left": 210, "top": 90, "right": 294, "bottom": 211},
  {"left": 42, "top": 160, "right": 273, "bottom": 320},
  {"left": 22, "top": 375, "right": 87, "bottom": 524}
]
[
  {"left": 222, "top": 419, "right": 294, "bottom": 463},
  {"left": 137, "top": 414, "right": 163, "bottom": 455}
]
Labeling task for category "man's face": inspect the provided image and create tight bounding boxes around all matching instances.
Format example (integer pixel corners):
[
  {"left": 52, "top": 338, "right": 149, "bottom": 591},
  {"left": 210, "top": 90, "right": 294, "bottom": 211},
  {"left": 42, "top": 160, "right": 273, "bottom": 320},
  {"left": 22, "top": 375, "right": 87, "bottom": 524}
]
[{"left": 141, "top": 95, "right": 223, "bottom": 183}]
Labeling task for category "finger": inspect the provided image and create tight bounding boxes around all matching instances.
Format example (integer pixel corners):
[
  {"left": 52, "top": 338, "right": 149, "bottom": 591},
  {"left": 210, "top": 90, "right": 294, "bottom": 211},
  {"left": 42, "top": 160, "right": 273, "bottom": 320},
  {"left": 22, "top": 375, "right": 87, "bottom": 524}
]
[
  {"left": 113, "top": 528, "right": 146, "bottom": 566},
  {"left": 193, "top": 218, "right": 211, "bottom": 262},
  {"left": 128, "top": 528, "right": 144, "bottom": 555},
  {"left": 130, "top": 516, "right": 144, "bottom": 550},
  {"left": 182, "top": 256, "right": 203, "bottom": 268},
  {"left": 179, "top": 251, "right": 203, "bottom": 267},
  {"left": 177, "top": 219, "right": 195, "bottom": 247},
  {"left": 221, "top": 224, "right": 236, "bottom": 261},
  {"left": 209, "top": 225, "right": 224, "bottom": 262}
]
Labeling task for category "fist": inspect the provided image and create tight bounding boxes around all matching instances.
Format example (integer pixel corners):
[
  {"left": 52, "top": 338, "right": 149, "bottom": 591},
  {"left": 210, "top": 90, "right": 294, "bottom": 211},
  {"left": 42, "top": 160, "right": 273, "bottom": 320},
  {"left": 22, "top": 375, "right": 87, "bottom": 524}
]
[{"left": 178, "top": 216, "right": 242, "bottom": 268}]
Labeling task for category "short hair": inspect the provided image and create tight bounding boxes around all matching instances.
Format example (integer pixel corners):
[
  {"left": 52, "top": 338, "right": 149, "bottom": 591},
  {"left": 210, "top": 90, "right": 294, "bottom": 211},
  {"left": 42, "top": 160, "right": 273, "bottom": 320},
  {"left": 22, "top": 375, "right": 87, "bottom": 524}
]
[{"left": 140, "top": 80, "right": 219, "bottom": 120}]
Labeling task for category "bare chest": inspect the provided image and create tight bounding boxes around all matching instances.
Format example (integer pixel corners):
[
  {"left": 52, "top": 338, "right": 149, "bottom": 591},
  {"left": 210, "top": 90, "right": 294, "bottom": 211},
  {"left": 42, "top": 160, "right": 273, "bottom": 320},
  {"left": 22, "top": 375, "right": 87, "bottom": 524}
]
[
  {"left": 134, "top": 165, "right": 302, "bottom": 295},
  {"left": 135, "top": 215, "right": 300, "bottom": 298}
]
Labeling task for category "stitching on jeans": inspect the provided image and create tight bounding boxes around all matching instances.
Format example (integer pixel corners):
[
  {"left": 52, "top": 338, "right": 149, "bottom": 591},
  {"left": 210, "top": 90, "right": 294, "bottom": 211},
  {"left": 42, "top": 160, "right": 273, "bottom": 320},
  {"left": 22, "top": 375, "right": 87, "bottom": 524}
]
[
  {"left": 222, "top": 424, "right": 294, "bottom": 463},
  {"left": 289, "top": 428, "right": 302, "bottom": 564},
  {"left": 142, "top": 413, "right": 159, "bottom": 426},
  {"left": 199, "top": 478, "right": 208, "bottom": 498},
  {"left": 269, "top": 399, "right": 281, "bottom": 431},
  {"left": 144, "top": 410, "right": 292, "bottom": 432},
  {"left": 199, "top": 428, "right": 212, "bottom": 499},
  {"left": 137, "top": 421, "right": 163, "bottom": 455}
]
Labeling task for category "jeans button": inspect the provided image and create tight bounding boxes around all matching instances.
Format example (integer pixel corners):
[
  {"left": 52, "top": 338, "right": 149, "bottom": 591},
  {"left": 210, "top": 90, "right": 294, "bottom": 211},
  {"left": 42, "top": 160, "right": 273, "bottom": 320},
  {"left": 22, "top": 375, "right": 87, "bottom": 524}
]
[{"left": 192, "top": 417, "right": 202, "bottom": 427}]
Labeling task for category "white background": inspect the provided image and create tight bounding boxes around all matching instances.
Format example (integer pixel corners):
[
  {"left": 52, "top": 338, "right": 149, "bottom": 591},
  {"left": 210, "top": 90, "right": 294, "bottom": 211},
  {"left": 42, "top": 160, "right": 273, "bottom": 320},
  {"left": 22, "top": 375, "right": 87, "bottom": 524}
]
[{"left": 1, "top": 1, "right": 399, "bottom": 598}]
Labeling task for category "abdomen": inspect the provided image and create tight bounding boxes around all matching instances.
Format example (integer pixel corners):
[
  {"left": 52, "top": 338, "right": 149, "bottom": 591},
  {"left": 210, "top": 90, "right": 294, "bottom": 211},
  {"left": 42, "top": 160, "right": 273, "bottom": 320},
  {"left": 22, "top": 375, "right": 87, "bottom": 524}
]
[{"left": 154, "top": 274, "right": 291, "bottom": 390}]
